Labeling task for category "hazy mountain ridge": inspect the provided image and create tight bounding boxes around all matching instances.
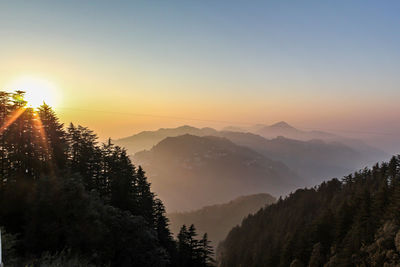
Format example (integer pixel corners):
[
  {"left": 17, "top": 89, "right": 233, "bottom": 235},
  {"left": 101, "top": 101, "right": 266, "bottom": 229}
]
[
  {"left": 218, "top": 131, "right": 387, "bottom": 185},
  {"left": 117, "top": 123, "right": 388, "bottom": 187},
  {"left": 114, "top": 125, "right": 218, "bottom": 154},
  {"left": 253, "top": 121, "right": 337, "bottom": 141},
  {"left": 133, "top": 134, "right": 300, "bottom": 211},
  {"left": 224, "top": 121, "right": 390, "bottom": 155},
  {"left": 168, "top": 193, "right": 276, "bottom": 249}
]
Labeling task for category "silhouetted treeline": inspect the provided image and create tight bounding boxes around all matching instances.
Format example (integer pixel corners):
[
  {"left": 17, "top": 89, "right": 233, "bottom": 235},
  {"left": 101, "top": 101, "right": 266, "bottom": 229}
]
[
  {"left": 218, "top": 155, "right": 400, "bottom": 266},
  {"left": 177, "top": 224, "right": 215, "bottom": 267},
  {"left": 0, "top": 91, "right": 213, "bottom": 266}
]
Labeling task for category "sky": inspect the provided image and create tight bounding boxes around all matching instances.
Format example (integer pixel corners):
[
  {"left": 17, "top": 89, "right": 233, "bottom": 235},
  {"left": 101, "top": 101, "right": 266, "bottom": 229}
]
[{"left": 0, "top": 0, "right": 399, "bottom": 151}]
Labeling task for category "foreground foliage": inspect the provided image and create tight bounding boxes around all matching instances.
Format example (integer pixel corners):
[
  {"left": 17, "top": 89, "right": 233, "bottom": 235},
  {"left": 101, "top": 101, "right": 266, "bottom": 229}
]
[
  {"left": 218, "top": 154, "right": 400, "bottom": 266},
  {"left": 0, "top": 91, "right": 213, "bottom": 266}
]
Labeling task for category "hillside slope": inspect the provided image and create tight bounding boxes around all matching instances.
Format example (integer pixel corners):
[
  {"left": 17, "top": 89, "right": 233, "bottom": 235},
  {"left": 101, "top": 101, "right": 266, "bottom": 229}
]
[
  {"left": 218, "top": 155, "right": 400, "bottom": 267},
  {"left": 168, "top": 193, "right": 276, "bottom": 248},
  {"left": 133, "top": 135, "right": 299, "bottom": 211},
  {"left": 219, "top": 131, "right": 388, "bottom": 185}
]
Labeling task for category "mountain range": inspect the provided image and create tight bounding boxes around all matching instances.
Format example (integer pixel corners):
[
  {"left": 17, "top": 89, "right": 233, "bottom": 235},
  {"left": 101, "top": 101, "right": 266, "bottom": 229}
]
[
  {"left": 223, "top": 121, "right": 336, "bottom": 140},
  {"left": 115, "top": 123, "right": 388, "bottom": 193},
  {"left": 114, "top": 125, "right": 218, "bottom": 154},
  {"left": 133, "top": 134, "right": 298, "bottom": 211},
  {"left": 217, "top": 131, "right": 386, "bottom": 184}
]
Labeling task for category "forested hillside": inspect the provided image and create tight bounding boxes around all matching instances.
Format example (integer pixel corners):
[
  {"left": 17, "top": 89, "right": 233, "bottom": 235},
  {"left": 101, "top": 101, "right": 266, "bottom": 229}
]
[
  {"left": 218, "top": 155, "right": 400, "bottom": 267},
  {"left": 168, "top": 193, "right": 275, "bottom": 248},
  {"left": 0, "top": 91, "right": 214, "bottom": 266}
]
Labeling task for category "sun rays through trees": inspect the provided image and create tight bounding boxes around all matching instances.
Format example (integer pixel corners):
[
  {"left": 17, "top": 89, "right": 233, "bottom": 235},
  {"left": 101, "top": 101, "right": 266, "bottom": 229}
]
[{"left": 0, "top": 90, "right": 213, "bottom": 266}]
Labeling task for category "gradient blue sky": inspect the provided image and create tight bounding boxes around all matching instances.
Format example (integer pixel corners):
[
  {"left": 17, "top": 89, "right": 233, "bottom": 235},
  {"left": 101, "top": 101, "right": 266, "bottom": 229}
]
[{"left": 0, "top": 0, "right": 399, "bottom": 148}]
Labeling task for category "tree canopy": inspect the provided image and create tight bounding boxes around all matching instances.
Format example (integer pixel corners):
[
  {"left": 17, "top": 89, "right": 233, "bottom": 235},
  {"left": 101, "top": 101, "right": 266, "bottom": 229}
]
[
  {"left": 218, "top": 155, "right": 400, "bottom": 267},
  {"left": 0, "top": 91, "right": 213, "bottom": 266}
]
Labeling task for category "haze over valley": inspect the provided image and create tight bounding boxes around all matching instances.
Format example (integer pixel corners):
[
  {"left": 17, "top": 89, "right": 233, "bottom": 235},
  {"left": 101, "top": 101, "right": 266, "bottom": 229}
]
[
  {"left": 115, "top": 122, "right": 389, "bottom": 212},
  {"left": 1, "top": 1, "right": 400, "bottom": 266}
]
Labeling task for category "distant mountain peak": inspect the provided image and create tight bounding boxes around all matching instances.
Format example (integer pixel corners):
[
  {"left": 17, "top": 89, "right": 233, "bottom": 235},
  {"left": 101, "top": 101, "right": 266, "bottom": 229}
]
[
  {"left": 269, "top": 121, "right": 294, "bottom": 129},
  {"left": 176, "top": 125, "right": 197, "bottom": 130}
]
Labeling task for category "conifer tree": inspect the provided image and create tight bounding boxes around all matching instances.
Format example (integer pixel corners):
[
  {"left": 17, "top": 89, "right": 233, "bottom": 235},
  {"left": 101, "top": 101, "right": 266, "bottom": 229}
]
[
  {"left": 154, "top": 198, "right": 174, "bottom": 248},
  {"left": 66, "top": 123, "right": 102, "bottom": 190},
  {"left": 188, "top": 224, "right": 200, "bottom": 263},
  {"left": 0, "top": 91, "right": 10, "bottom": 183},
  {"left": 136, "top": 166, "right": 155, "bottom": 224},
  {"left": 199, "top": 233, "right": 214, "bottom": 267},
  {"left": 37, "top": 103, "right": 67, "bottom": 172},
  {"left": 178, "top": 224, "right": 190, "bottom": 266},
  {"left": 103, "top": 141, "right": 136, "bottom": 210}
]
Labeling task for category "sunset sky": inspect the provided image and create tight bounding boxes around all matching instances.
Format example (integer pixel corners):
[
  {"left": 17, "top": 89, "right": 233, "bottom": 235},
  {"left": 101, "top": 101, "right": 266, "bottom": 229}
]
[{"left": 0, "top": 0, "right": 399, "bottom": 146}]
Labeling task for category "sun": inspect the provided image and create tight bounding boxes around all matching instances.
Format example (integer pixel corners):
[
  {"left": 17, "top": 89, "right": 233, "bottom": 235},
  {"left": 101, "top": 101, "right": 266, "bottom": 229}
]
[{"left": 5, "top": 75, "right": 61, "bottom": 107}]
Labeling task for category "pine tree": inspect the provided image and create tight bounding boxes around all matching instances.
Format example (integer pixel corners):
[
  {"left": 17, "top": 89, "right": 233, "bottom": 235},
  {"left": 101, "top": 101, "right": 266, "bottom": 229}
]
[
  {"left": 103, "top": 141, "right": 136, "bottom": 210},
  {"left": 37, "top": 103, "right": 67, "bottom": 172},
  {"left": 66, "top": 123, "right": 102, "bottom": 190},
  {"left": 335, "top": 201, "right": 353, "bottom": 245},
  {"left": 388, "top": 156, "right": 400, "bottom": 222},
  {"left": 178, "top": 225, "right": 190, "bottom": 266},
  {"left": 153, "top": 198, "right": 178, "bottom": 265},
  {"left": 6, "top": 92, "right": 40, "bottom": 180},
  {"left": 199, "top": 233, "right": 214, "bottom": 267},
  {"left": 372, "top": 174, "right": 389, "bottom": 222},
  {"left": 135, "top": 166, "right": 155, "bottom": 224},
  {"left": 154, "top": 198, "right": 174, "bottom": 245},
  {"left": 0, "top": 91, "right": 10, "bottom": 184},
  {"left": 388, "top": 156, "right": 399, "bottom": 184},
  {"left": 188, "top": 224, "right": 201, "bottom": 265}
]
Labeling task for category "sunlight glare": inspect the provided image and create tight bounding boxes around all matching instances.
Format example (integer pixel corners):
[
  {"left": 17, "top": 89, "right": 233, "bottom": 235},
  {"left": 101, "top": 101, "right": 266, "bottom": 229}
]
[{"left": 5, "top": 75, "right": 61, "bottom": 107}]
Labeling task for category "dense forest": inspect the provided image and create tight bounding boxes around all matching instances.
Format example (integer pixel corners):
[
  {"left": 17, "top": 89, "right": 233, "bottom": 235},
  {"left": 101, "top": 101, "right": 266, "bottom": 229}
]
[
  {"left": 218, "top": 155, "right": 400, "bottom": 266},
  {"left": 0, "top": 91, "right": 214, "bottom": 266}
]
